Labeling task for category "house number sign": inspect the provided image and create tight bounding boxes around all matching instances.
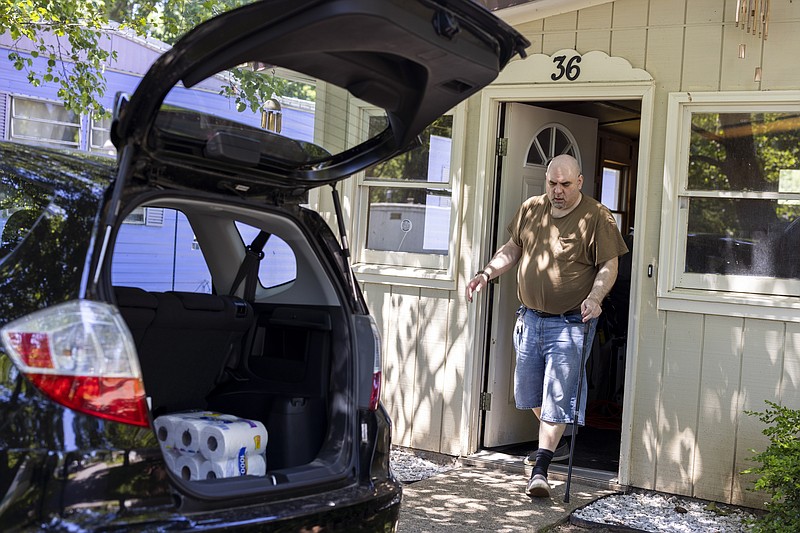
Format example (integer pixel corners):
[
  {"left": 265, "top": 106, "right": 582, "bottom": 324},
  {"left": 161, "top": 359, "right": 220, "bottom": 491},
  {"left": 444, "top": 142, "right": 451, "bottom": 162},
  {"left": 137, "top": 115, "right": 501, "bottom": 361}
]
[{"left": 551, "top": 54, "right": 582, "bottom": 81}]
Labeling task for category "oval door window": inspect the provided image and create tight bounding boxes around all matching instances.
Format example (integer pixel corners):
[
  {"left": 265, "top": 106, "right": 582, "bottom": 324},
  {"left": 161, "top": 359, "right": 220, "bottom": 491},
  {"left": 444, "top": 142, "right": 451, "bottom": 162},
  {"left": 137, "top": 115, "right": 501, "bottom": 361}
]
[{"left": 525, "top": 123, "right": 580, "bottom": 167}]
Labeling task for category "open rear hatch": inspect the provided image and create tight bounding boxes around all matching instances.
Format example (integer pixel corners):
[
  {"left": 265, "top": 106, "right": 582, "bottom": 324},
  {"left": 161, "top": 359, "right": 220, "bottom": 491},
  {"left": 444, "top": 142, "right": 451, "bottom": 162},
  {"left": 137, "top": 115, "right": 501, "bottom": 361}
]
[{"left": 100, "top": 0, "right": 528, "bottom": 507}]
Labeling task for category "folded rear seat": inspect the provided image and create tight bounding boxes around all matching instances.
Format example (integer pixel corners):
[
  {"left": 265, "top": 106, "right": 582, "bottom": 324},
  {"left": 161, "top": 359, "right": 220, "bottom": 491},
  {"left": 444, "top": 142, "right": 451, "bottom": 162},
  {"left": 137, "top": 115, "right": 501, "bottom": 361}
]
[
  {"left": 114, "top": 286, "right": 158, "bottom": 347},
  {"left": 114, "top": 287, "right": 254, "bottom": 414}
]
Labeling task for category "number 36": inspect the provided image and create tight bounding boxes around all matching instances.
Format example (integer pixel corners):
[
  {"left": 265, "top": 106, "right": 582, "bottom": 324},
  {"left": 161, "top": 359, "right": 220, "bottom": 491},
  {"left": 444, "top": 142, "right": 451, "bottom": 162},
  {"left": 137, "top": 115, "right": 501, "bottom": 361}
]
[{"left": 551, "top": 54, "right": 581, "bottom": 81}]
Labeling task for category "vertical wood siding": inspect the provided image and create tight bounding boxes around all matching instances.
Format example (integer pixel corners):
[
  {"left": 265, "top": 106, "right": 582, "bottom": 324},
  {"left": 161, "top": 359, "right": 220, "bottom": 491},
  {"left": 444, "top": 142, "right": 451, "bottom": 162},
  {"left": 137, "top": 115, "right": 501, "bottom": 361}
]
[{"left": 363, "top": 283, "right": 456, "bottom": 452}]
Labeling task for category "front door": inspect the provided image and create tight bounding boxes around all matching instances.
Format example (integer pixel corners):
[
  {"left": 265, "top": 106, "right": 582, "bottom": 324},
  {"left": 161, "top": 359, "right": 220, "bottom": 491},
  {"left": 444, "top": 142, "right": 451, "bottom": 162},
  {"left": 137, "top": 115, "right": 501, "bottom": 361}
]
[{"left": 482, "top": 102, "right": 598, "bottom": 447}]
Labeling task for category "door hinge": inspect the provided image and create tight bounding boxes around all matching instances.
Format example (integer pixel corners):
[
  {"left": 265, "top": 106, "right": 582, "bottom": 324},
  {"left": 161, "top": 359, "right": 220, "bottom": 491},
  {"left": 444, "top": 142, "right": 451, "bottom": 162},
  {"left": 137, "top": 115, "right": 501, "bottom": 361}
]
[
  {"left": 496, "top": 137, "right": 508, "bottom": 157},
  {"left": 479, "top": 392, "right": 492, "bottom": 411}
]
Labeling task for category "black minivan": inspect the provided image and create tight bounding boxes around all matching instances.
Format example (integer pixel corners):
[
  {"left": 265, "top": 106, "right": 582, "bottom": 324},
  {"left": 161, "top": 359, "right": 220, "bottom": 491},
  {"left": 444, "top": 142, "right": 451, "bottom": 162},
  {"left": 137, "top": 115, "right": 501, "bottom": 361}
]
[{"left": 0, "top": 1, "right": 528, "bottom": 530}]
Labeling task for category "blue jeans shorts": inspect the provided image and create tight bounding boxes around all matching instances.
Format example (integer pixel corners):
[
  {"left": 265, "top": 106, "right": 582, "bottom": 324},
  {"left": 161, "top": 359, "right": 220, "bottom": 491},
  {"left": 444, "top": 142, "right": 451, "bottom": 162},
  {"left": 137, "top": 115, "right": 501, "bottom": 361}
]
[{"left": 513, "top": 306, "right": 598, "bottom": 425}]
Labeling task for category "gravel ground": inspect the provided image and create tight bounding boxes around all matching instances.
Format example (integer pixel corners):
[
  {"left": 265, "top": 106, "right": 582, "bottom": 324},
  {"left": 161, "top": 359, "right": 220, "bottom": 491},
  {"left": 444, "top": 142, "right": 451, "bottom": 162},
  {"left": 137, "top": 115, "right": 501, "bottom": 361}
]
[
  {"left": 390, "top": 446, "right": 458, "bottom": 483},
  {"left": 569, "top": 490, "right": 758, "bottom": 532},
  {"left": 390, "top": 446, "right": 760, "bottom": 532}
]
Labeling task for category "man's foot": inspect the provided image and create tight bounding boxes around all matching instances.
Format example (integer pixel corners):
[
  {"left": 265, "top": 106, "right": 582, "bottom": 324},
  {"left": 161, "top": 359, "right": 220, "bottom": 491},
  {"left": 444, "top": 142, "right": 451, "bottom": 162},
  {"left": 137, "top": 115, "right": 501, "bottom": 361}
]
[
  {"left": 524, "top": 438, "right": 571, "bottom": 465},
  {"left": 526, "top": 473, "right": 551, "bottom": 497}
]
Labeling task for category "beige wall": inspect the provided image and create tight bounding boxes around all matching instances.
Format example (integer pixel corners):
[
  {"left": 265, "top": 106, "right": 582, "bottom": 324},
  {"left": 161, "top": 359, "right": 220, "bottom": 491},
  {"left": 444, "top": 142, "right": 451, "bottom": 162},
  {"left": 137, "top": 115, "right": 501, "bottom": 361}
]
[{"left": 349, "top": 0, "right": 800, "bottom": 508}]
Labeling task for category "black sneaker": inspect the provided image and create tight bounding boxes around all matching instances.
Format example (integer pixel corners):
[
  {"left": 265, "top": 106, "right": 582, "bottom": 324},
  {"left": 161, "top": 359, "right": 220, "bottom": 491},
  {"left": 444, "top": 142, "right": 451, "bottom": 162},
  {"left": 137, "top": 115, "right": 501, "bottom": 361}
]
[
  {"left": 523, "top": 438, "right": 571, "bottom": 466},
  {"left": 526, "top": 473, "right": 551, "bottom": 497}
]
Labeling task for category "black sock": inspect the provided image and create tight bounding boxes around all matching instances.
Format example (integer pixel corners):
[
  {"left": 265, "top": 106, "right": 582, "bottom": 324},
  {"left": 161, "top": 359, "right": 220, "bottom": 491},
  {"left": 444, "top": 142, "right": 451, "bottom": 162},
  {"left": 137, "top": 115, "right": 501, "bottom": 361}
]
[{"left": 532, "top": 448, "right": 554, "bottom": 477}]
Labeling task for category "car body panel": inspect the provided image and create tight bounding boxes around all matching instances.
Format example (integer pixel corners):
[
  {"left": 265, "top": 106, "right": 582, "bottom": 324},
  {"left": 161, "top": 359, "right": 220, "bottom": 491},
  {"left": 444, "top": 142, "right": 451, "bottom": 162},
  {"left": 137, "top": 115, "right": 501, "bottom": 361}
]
[{"left": 112, "top": 0, "right": 529, "bottom": 191}]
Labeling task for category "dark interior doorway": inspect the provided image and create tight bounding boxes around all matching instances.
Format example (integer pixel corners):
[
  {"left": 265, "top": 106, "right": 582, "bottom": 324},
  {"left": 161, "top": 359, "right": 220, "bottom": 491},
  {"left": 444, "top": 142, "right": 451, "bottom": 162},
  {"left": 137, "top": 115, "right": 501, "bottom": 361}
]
[{"left": 481, "top": 98, "right": 641, "bottom": 474}]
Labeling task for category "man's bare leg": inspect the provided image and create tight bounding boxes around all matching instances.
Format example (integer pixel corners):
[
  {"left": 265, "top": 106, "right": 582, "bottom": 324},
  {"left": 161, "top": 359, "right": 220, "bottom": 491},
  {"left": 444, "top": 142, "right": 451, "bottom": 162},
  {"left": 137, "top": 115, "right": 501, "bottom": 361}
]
[{"left": 527, "top": 408, "right": 566, "bottom": 497}]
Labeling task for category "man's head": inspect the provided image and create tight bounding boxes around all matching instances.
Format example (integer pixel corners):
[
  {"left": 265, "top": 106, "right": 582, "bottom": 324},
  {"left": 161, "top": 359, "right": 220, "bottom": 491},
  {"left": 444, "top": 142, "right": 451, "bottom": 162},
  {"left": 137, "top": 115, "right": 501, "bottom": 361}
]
[{"left": 546, "top": 154, "right": 583, "bottom": 212}]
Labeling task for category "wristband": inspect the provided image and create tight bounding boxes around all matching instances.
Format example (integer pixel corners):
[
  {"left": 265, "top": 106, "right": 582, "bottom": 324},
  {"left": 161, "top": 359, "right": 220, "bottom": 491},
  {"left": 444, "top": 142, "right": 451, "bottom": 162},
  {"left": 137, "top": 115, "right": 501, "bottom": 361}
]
[{"left": 475, "top": 270, "right": 489, "bottom": 281}]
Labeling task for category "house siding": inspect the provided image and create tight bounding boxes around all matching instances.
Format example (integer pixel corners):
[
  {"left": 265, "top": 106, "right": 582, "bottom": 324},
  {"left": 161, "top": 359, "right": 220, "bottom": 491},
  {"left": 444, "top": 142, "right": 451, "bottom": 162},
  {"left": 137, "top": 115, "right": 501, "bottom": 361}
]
[{"left": 362, "top": 0, "right": 800, "bottom": 510}]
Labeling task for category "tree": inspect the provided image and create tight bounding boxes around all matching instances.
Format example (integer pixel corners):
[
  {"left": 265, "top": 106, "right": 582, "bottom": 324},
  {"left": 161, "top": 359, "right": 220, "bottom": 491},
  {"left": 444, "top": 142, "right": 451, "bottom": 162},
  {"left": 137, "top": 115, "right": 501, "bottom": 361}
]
[{"left": 0, "top": 0, "right": 313, "bottom": 118}]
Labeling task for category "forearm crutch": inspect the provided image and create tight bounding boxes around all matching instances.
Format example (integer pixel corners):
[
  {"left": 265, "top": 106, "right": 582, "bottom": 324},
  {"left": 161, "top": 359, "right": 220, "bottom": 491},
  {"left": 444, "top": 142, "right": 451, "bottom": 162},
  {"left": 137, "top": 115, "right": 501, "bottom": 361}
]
[{"left": 564, "top": 320, "right": 592, "bottom": 503}]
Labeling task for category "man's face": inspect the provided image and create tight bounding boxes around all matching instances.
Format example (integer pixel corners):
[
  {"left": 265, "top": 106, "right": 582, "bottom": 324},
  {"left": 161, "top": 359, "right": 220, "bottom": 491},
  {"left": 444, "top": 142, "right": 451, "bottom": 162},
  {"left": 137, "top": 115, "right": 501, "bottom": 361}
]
[{"left": 546, "top": 165, "right": 583, "bottom": 211}]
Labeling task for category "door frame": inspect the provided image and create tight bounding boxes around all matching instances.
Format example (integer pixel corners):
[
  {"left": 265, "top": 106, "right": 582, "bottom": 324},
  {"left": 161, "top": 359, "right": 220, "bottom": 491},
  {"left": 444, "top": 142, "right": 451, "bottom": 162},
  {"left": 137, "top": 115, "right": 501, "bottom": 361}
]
[{"left": 462, "top": 80, "right": 655, "bottom": 487}]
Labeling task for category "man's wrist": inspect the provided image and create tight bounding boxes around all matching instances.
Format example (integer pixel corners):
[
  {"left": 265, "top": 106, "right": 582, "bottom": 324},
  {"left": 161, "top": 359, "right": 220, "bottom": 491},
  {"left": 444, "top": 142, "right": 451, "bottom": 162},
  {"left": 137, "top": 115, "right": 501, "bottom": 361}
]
[{"left": 475, "top": 270, "right": 490, "bottom": 281}]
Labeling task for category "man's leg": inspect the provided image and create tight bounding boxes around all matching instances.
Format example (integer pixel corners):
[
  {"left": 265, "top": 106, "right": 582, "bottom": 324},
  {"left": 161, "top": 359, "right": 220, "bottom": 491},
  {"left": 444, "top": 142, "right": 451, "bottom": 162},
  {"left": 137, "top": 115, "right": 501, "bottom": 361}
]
[{"left": 526, "top": 415, "right": 567, "bottom": 497}]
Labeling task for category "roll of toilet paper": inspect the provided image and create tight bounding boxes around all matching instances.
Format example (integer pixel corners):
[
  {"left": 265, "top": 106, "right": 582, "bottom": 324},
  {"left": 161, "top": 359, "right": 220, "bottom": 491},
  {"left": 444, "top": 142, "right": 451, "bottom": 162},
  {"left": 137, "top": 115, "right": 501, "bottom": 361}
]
[
  {"left": 154, "top": 414, "right": 187, "bottom": 449},
  {"left": 176, "top": 418, "right": 208, "bottom": 455},
  {"left": 155, "top": 411, "right": 237, "bottom": 451},
  {"left": 199, "top": 418, "right": 268, "bottom": 461},
  {"left": 176, "top": 454, "right": 205, "bottom": 481},
  {"left": 200, "top": 453, "right": 267, "bottom": 479},
  {"left": 162, "top": 448, "right": 181, "bottom": 475}
]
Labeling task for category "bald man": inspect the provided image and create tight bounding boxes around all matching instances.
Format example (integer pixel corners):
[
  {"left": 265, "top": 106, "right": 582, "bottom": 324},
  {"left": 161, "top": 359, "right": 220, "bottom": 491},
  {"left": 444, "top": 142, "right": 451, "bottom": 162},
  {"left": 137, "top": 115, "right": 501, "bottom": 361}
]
[{"left": 466, "top": 154, "right": 628, "bottom": 498}]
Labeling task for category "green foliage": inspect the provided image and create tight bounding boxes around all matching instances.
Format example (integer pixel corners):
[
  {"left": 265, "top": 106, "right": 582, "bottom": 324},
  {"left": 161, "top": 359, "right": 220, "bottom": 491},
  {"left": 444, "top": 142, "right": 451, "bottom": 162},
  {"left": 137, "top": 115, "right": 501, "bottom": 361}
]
[
  {"left": 742, "top": 400, "right": 800, "bottom": 533},
  {"left": 1, "top": 0, "right": 313, "bottom": 119},
  {"left": 1, "top": 0, "right": 115, "bottom": 117}
]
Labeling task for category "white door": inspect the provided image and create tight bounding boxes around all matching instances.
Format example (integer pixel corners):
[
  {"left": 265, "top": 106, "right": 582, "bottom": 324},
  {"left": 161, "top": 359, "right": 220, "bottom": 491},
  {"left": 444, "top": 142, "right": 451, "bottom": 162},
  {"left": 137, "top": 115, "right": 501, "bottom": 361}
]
[{"left": 482, "top": 103, "right": 598, "bottom": 447}]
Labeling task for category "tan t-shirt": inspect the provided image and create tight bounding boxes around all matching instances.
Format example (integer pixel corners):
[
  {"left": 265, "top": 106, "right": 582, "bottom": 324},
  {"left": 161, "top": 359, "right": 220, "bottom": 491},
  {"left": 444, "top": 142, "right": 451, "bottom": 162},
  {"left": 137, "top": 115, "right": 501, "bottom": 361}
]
[{"left": 507, "top": 194, "right": 629, "bottom": 314}]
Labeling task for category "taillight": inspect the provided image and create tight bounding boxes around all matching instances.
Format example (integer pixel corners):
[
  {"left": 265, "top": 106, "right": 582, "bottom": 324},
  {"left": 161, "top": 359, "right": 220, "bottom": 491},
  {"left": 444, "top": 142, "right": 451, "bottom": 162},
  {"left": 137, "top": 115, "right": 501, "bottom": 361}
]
[
  {"left": 0, "top": 300, "right": 148, "bottom": 426},
  {"left": 368, "top": 316, "right": 382, "bottom": 411}
]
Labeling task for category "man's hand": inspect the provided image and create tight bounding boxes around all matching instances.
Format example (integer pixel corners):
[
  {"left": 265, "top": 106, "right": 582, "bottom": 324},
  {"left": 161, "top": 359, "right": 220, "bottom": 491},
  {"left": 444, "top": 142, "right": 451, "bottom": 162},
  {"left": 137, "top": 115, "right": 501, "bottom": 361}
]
[
  {"left": 580, "top": 296, "right": 602, "bottom": 322},
  {"left": 466, "top": 273, "right": 488, "bottom": 303}
]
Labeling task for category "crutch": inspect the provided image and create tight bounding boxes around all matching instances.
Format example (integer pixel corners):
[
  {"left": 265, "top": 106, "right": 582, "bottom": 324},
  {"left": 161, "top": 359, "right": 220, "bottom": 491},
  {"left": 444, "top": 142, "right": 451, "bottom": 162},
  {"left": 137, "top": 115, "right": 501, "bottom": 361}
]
[{"left": 564, "top": 320, "right": 592, "bottom": 503}]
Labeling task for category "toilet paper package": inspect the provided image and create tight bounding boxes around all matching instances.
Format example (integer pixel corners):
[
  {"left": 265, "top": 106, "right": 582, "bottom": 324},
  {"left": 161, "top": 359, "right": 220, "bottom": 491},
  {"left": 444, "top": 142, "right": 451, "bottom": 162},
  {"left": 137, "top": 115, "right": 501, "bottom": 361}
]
[
  {"left": 200, "top": 419, "right": 268, "bottom": 461},
  {"left": 175, "top": 454, "right": 205, "bottom": 481},
  {"left": 154, "top": 411, "right": 237, "bottom": 454},
  {"left": 200, "top": 453, "right": 267, "bottom": 479},
  {"left": 163, "top": 448, "right": 181, "bottom": 473},
  {"left": 154, "top": 411, "right": 268, "bottom": 479}
]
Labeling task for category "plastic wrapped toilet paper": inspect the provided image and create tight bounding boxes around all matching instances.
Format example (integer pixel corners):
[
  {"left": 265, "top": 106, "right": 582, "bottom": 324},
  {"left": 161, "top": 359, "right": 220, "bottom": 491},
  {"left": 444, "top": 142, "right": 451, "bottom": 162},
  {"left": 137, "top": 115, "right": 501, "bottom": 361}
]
[
  {"left": 154, "top": 414, "right": 189, "bottom": 449},
  {"left": 200, "top": 419, "right": 268, "bottom": 461},
  {"left": 200, "top": 453, "right": 267, "bottom": 479},
  {"left": 155, "top": 411, "right": 237, "bottom": 451},
  {"left": 163, "top": 448, "right": 181, "bottom": 474},
  {"left": 177, "top": 418, "right": 208, "bottom": 455},
  {"left": 176, "top": 454, "right": 205, "bottom": 481}
]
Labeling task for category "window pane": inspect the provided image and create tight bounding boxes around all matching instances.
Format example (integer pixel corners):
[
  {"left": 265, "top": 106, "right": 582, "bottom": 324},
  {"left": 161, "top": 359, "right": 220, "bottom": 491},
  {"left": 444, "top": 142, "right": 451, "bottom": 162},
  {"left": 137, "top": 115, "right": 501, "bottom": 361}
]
[
  {"left": 112, "top": 209, "right": 212, "bottom": 293},
  {"left": 366, "top": 187, "right": 451, "bottom": 254},
  {"left": 685, "top": 197, "right": 800, "bottom": 278},
  {"left": 91, "top": 116, "right": 115, "bottom": 155},
  {"left": 365, "top": 115, "right": 453, "bottom": 182},
  {"left": 11, "top": 98, "right": 80, "bottom": 149},
  {"left": 601, "top": 167, "right": 621, "bottom": 210},
  {"left": 236, "top": 222, "right": 297, "bottom": 288},
  {"left": 689, "top": 112, "right": 800, "bottom": 192}
]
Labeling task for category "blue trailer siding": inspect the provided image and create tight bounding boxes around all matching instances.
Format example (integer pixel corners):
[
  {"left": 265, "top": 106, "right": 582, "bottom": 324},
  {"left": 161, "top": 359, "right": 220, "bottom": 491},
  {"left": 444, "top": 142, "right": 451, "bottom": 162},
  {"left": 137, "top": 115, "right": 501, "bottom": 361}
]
[
  {"left": 0, "top": 47, "right": 315, "bottom": 146},
  {"left": 3, "top": 43, "right": 315, "bottom": 293},
  {"left": 111, "top": 210, "right": 213, "bottom": 293}
]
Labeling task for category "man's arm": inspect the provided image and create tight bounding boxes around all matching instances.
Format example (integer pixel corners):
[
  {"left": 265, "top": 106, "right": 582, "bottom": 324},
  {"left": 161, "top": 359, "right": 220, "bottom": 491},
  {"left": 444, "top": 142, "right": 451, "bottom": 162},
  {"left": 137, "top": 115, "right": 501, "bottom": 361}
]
[
  {"left": 580, "top": 257, "right": 619, "bottom": 322},
  {"left": 465, "top": 238, "right": 522, "bottom": 302}
]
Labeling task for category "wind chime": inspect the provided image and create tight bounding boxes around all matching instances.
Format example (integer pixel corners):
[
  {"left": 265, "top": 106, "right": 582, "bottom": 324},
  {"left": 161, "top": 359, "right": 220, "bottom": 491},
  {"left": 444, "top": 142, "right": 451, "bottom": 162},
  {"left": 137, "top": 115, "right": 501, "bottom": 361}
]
[
  {"left": 735, "top": 0, "right": 773, "bottom": 80},
  {"left": 735, "top": 0, "right": 771, "bottom": 39}
]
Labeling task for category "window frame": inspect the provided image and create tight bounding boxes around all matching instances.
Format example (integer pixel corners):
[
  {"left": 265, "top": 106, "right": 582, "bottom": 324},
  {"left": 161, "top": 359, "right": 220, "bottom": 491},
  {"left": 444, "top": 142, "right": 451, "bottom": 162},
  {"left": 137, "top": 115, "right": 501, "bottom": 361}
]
[
  {"left": 350, "top": 102, "right": 466, "bottom": 288},
  {"left": 658, "top": 91, "right": 800, "bottom": 318},
  {"left": 9, "top": 96, "right": 81, "bottom": 149}
]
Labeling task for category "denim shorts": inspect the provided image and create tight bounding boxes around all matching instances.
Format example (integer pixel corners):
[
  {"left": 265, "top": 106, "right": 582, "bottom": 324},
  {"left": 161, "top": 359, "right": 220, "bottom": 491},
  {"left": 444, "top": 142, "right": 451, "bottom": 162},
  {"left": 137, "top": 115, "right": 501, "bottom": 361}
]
[{"left": 513, "top": 306, "right": 598, "bottom": 425}]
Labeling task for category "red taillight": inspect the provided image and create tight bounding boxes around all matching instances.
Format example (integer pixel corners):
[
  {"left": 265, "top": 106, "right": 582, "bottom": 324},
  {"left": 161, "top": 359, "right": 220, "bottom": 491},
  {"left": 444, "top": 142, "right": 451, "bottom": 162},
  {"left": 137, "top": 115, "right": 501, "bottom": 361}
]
[
  {"left": 1, "top": 300, "right": 149, "bottom": 427},
  {"left": 370, "top": 370, "right": 382, "bottom": 411},
  {"left": 368, "top": 316, "right": 382, "bottom": 411}
]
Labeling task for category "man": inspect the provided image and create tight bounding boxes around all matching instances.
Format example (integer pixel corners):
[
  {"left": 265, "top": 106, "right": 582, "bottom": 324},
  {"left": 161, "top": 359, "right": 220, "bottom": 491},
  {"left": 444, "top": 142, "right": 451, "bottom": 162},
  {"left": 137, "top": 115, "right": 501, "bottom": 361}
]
[{"left": 466, "top": 154, "right": 628, "bottom": 498}]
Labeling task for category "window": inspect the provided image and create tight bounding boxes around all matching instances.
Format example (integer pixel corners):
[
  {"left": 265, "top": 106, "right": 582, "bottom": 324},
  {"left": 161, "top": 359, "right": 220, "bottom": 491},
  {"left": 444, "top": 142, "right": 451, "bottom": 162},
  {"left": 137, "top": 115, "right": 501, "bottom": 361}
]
[
  {"left": 122, "top": 207, "right": 164, "bottom": 226},
  {"left": 600, "top": 164, "right": 629, "bottom": 232},
  {"left": 526, "top": 124, "right": 578, "bottom": 165},
  {"left": 353, "top": 106, "right": 464, "bottom": 280},
  {"left": 112, "top": 208, "right": 212, "bottom": 293},
  {"left": 236, "top": 222, "right": 297, "bottom": 289},
  {"left": 90, "top": 115, "right": 115, "bottom": 155},
  {"left": 10, "top": 97, "right": 80, "bottom": 149},
  {"left": 660, "top": 92, "right": 800, "bottom": 309}
]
